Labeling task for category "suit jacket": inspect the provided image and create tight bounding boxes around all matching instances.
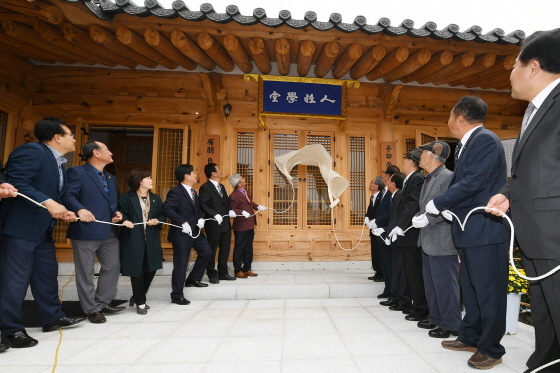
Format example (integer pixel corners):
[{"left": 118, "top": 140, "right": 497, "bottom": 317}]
[
  {"left": 434, "top": 127, "right": 509, "bottom": 247},
  {"left": 0, "top": 142, "right": 66, "bottom": 240},
  {"left": 374, "top": 190, "right": 391, "bottom": 229},
  {"left": 396, "top": 170, "right": 424, "bottom": 248},
  {"left": 199, "top": 180, "right": 232, "bottom": 233},
  {"left": 163, "top": 184, "right": 204, "bottom": 243},
  {"left": 501, "top": 83, "right": 560, "bottom": 259},
  {"left": 64, "top": 163, "right": 119, "bottom": 240},
  {"left": 118, "top": 191, "right": 165, "bottom": 277},
  {"left": 365, "top": 192, "right": 380, "bottom": 219},
  {"left": 229, "top": 188, "right": 258, "bottom": 232},
  {"left": 416, "top": 166, "right": 455, "bottom": 256}
]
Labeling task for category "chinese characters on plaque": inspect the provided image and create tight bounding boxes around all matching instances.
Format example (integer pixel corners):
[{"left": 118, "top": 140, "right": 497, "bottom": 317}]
[
  {"left": 201, "top": 134, "right": 220, "bottom": 172},
  {"left": 380, "top": 142, "right": 396, "bottom": 170}
]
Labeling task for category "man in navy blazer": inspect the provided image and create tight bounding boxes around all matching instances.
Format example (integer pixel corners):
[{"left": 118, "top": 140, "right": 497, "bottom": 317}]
[
  {"left": 64, "top": 141, "right": 124, "bottom": 324},
  {"left": 163, "top": 164, "right": 212, "bottom": 305},
  {"left": 0, "top": 118, "right": 84, "bottom": 350},
  {"left": 426, "top": 97, "right": 509, "bottom": 370}
]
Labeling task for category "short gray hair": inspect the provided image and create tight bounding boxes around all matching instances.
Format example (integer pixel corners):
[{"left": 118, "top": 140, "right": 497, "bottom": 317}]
[
  {"left": 434, "top": 154, "right": 447, "bottom": 164},
  {"left": 229, "top": 173, "right": 242, "bottom": 187},
  {"left": 373, "top": 176, "right": 385, "bottom": 190}
]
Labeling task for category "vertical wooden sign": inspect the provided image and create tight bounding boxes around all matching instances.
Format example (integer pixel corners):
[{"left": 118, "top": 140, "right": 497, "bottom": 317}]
[
  {"left": 14, "top": 127, "right": 37, "bottom": 148},
  {"left": 380, "top": 142, "right": 396, "bottom": 171},
  {"left": 201, "top": 134, "right": 220, "bottom": 172}
]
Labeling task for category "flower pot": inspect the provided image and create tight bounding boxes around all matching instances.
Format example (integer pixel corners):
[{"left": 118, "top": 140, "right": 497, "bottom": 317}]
[{"left": 505, "top": 293, "right": 521, "bottom": 334}]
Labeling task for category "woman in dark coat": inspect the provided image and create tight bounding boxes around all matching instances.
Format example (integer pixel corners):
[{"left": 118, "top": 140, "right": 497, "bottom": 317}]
[{"left": 119, "top": 169, "right": 165, "bottom": 314}]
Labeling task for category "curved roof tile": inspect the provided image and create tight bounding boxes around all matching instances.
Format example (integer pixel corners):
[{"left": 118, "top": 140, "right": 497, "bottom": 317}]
[{"left": 72, "top": 0, "right": 526, "bottom": 45}]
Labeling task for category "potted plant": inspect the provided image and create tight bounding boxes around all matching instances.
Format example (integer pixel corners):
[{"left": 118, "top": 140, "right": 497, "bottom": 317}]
[{"left": 506, "top": 264, "right": 529, "bottom": 334}]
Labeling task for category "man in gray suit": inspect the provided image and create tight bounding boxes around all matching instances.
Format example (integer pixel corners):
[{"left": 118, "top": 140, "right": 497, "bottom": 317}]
[
  {"left": 412, "top": 141, "right": 461, "bottom": 339},
  {"left": 487, "top": 29, "right": 560, "bottom": 373}
]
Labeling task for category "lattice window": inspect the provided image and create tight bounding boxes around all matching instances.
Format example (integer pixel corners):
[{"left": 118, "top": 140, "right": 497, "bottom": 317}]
[
  {"left": 128, "top": 144, "right": 153, "bottom": 163},
  {"left": 236, "top": 132, "right": 254, "bottom": 196},
  {"left": 306, "top": 135, "right": 332, "bottom": 225},
  {"left": 272, "top": 133, "right": 298, "bottom": 226},
  {"left": 157, "top": 128, "right": 188, "bottom": 241},
  {"left": 0, "top": 110, "right": 7, "bottom": 166},
  {"left": 405, "top": 138, "right": 416, "bottom": 154},
  {"left": 421, "top": 133, "right": 436, "bottom": 145},
  {"left": 349, "top": 136, "right": 366, "bottom": 226}
]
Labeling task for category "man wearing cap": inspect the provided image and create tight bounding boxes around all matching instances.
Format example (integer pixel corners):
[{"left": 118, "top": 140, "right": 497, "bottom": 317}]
[
  {"left": 364, "top": 176, "right": 385, "bottom": 282},
  {"left": 425, "top": 96, "right": 509, "bottom": 370},
  {"left": 412, "top": 141, "right": 461, "bottom": 339},
  {"left": 388, "top": 148, "right": 428, "bottom": 321}
]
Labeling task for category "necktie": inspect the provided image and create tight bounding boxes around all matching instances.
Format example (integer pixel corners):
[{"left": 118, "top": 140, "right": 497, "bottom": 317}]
[
  {"left": 217, "top": 184, "right": 223, "bottom": 197},
  {"left": 241, "top": 189, "right": 250, "bottom": 203},
  {"left": 454, "top": 142, "right": 463, "bottom": 164},
  {"left": 519, "top": 103, "right": 536, "bottom": 139},
  {"left": 190, "top": 189, "right": 196, "bottom": 202}
]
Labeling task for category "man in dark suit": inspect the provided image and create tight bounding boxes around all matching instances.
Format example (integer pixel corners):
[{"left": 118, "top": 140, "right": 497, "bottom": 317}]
[
  {"left": 199, "top": 163, "right": 237, "bottom": 284},
  {"left": 426, "top": 96, "right": 509, "bottom": 370},
  {"left": 487, "top": 29, "right": 560, "bottom": 373},
  {"left": 389, "top": 148, "right": 428, "bottom": 322},
  {"left": 64, "top": 141, "right": 124, "bottom": 324},
  {"left": 163, "top": 164, "right": 212, "bottom": 305},
  {"left": 0, "top": 118, "right": 84, "bottom": 350},
  {"left": 365, "top": 176, "right": 385, "bottom": 282},
  {"left": 413, "top": 141, "right": 461, "bottom": 339}
]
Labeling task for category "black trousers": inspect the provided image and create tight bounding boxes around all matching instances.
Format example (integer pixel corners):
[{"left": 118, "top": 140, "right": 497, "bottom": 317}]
[
  {"left": 206, "top": 228, "right": 232, "bottom": 278},
  {"left": 130, "top": 248, "right": 156, "bottom": 306},
  {"left": 390, "top": 245, "right": 411, "bottom": 306},
  {"left": 402, "top": 246, "right": 429, "bottom": 316},
  {"left": 170, "top": 234, "right": 212, "bottom": 299},
  {"left": 370, "top": 233, "right": 383, "bottom": 276},
  {"left": 233, "top": 229, "right": 254, "bottom": 273},
  {"left": 377, "top": 237, "right": 392, "bottom": 296}
]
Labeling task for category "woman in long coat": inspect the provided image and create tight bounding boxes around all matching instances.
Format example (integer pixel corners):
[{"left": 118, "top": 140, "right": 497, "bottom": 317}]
[{"left": 119, "top": 169, "right": 165, "bottom": 314}]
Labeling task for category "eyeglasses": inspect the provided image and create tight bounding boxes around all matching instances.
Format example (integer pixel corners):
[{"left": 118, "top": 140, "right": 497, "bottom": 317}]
[{"left": 61, "top": 132, "right": 75, "bottom": 138}]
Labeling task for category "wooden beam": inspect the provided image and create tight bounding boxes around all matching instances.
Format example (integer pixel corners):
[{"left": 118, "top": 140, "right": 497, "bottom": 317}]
[
  {"left": 416, "top": 52, "right": 475, "bottom": 85},
  {"left": 0, "top": 0, "right": 63, "bottom": 24},
  {"left": 399, "top": 50, "right": 453, "bottom": 83},
  {"left": 0, "top": 51, "right": 35, "bottom": 86},
  {"left": 296, "top": 40, "right": 314, "bottom": 77},
  {"left": 170, "top": 30, "right": 216, "bottom": 71},
  {"left": 0, "top": 71, "right": 31, "bottom": 103},
  {"left": 116, "top": 26, "right": 178, "bottom": 70},
  {"left": 366, "top": 47, "right": 409, "bottom": 81},
  {"left": 314, "top": 40, "right": 338, "bottom": 78},
  {"left": 249, "top": 37, "right": 271, "bottom": 74},
  {"left": 275, "top": 38, "right": 291, "bottom": 76},
  {"left": 144, "top": 29, "right": 197, "bottom": 70},
  {"left": 223, "top": 33, "right": 253, "bottom": 74},
  {"left": 61, "top": 23, "right": 137, "bottom": 69},
  {"left": 350, "top": 45, "right": 386, "bottom": 80},
  {"left": 2, "top": 20, "right": 82, "bottom": 64},
  {"left": 494, "top": 81, "right": 512, "bottom": 91},
  {"left": 433, "top": 54, "right": 496, "bottom": 86},
  {"left": 0, "top": 32, "right": 56, "bottom": 64},
  {"left": 89, "top": 25, "right": 157, "bottom": 69},
  {"left": 480, "top": 77, "right": 511, "bottom": 90},
  {"left": 332, "top": 43, "right": 362, "bottom": 79},
  {"left": 197, "top": 32, "right": 234, "bottom": 72},
  {"left": 454, "top": 56, "right": 516, "bottom": 87},
  {"left": 384, "top": 48, "right": 431, "bottom": 82}
]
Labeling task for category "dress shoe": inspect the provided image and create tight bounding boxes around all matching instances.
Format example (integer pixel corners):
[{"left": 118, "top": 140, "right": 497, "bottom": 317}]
[
  {"left": 377, "top": 293, "right": 390, "bottom": 299},
  {"left": 441, "top": 339, "right": 477, "bottom": 352},
  {"left": 429, "top": 327, "right": 460, "bottom": 338},
  {"left": 468, "top": 351, "right": 502, "bottom": 369},
  {"left": 185, "top": 281, "right": 208, "bottom": 287},
  {"left": 88, "top": 311, "right": 107, "bottom": 324},
  {"left": 209, "top": 277, "right": 220, "bottom": 284},
  {"left": 405, "top": 313, "right": 428, "bottom": 321},
  {"left": 42, "top": 316, "right": 85, "bottom": 332},
  {"left": 380, "top": 300, "right": 395, "bottom": 306},
  {"left": 129, "top": 296, "right": 150, "bottom": 309},
  {"left": 0, "top": 342, "right": 8, "bottom": 352},
  {"left": 235, "top": 271, "right": 248, "bottom": 278},
  {"left": 171, "top": 297, "right": 191, "bottom": 305},
  {"left": 102, "top": 305, "right": 125, "bottom": 314},
  {"left": 373, "top": 277, "right": 385, "bottom": 282},
  {"left": 1, "top": 331, "right": 38, "bottom": 348},
  {"left": 401, "top": 308, "right": 414, "bottom": 315},
  {"left": 417, "top": 320, "right": 437, "bottom": 329},
  {"left": 136, "top": 305, "right": 148, "bottom": 315},
  {"left": 367, "top": 276, "right": 375, "bottom": 280},
  {"left": 218, "top": 274, "right": 236, "bottom": 281},
  {"left": 389, "top": 304, "right": 406, "bottom": 311},
  {"left": 244, "top": 270, "right": 258, "bottom": 276}
]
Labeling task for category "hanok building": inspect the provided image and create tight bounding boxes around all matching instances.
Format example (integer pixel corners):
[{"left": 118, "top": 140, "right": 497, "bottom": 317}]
[{"left": 0, "top": 0, "right": 525, "bottom": 263}]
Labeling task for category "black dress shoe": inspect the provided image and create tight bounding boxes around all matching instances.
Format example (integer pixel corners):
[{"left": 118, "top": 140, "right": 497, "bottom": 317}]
[
  {"left": 429, "top": 327, "right": 460, "bottom": 338},
  {"left": 377, "top": 293, "right": 390, "bottom": 299},
  {"left": 102, "top": 305, "right": 126, "bottom": 314},
  {"left": 373, "top": 277, "right": 385, "bottom": 282},
  {"left": 42, "top": 316, "right": 85, "bottom": 332},
  {"left": 405, "top": 313, "right": 428, "bottom": 321},
  {"left": 417, "top": 320, "right": 437, "bottom": 329},
  {"left": 185, "top": 280, "right": 208, "bottom": 287},
  {"left": 1, "top": 331, "right": 38, "bottom": 348},
  {"left": 209, "top": 277, "right": 220, "bottom": 284},
  {"left": 129, "top": 296, "right": 150, "bottom": 309},
  {"left": 402, "top": 308, "right": 414, "bottom": 315},
  {"left": 171, "top": 297, "right": 191, "bottom": 305},
  {"left": 88, "top": 311, "right": 107, "bottom": 324},
  {"left": 389, "top": 304, "right": 406, "bottom": 311},
  {"left": 0, "top": 342, "right": 8, "bottom": 352},
  {"left": 218, "top": 274, "right": 237, "bottom": 281},
  {"left": 380, "top": 300, "right": 395, "bottom": 306}
]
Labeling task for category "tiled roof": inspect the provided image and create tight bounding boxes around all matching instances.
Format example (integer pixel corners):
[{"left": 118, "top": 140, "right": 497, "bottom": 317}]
[{"left": 73, "top": 0, "right": 525, "bottom": 45}]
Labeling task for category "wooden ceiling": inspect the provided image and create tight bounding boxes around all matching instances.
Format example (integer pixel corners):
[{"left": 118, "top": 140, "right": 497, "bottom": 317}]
[{"left": 0, "top": 0, "right": 522, "bottom": 91}]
